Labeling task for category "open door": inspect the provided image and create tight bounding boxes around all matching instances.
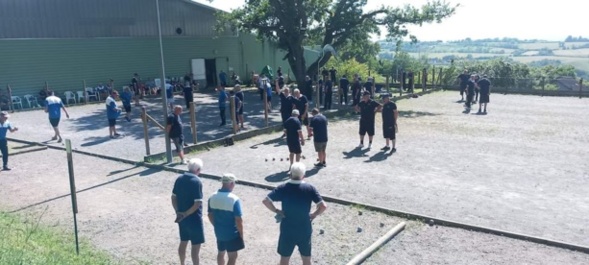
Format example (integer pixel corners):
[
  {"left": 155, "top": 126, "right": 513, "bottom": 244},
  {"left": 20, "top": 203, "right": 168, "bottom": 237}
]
[{"left": 205, "top": 59, "right": 217, "bottom": 87}]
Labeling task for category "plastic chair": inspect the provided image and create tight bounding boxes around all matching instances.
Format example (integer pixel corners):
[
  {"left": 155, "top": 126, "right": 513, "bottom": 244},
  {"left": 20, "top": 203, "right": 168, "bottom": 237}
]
[
  {"left": 86, "top": 87, "right": 99, "bottom": 101},
  {"left": 11, "top": 96, "right": 23, "bottom": 109},
  {"left": 77, "top": 91, "right": 86, "bottom": 103},
  {"left": 64, "top": 91, "right": 77, "bottom": 105},
  {"left": 23, "top": 94, "right": 39, "bottom": 108}
]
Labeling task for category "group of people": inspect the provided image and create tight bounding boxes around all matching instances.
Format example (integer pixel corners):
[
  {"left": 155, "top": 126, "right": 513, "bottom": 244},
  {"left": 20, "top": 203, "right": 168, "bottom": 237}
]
[
  {"left": 457, "top": 70, "right": 491, "bottom": 114},
  {"left": 172, "top": 158, "right": 327, "bottom": 265}
]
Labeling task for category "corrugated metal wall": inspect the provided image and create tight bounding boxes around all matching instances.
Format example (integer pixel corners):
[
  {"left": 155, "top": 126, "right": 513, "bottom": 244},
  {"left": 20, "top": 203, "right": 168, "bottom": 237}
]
[{"left": 0, "top": 0, "right": 227, "bottom": 38}]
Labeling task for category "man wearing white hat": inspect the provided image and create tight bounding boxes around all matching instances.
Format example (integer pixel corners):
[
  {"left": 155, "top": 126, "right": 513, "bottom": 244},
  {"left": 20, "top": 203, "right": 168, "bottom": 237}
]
[{"left": 208, "top": 174, "right": 244, "bottom": 265}]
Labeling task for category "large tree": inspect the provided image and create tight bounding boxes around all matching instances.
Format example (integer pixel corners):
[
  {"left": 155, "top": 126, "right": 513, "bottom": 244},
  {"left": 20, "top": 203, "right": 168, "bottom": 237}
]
[{"left": 215, "top": 0, "right": 457, "bottom": 88}]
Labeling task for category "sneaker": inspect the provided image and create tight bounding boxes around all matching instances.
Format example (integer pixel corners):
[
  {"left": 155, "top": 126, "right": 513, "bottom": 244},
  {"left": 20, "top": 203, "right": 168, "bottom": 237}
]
[
  {"left": 358, "top": 143, "right": 364, "bottom": 148},
  {"left": 51, "top": 136, "right": 58, "bottom": 141},
  {"left": 3, "top": 167, "right": 11, "bottom": 171},
  {"left": 181, "top": 159, "right": 188, "bottom": 165},
  {"left": 125, "top": 117, "right": 131, "bottom": 122},
  {"left": 322, "top": 162, "right": 326, "bottom": 167},
  {"left": 314, "top": 162, "right": 323, "bottom": 167},
  {"left": 389, "top": 148, "right": 397, "bottom": 154},
  {"left": 367, "top": 143, "right": 372, "bottom": 149},
  {"left": 381, "top": 146, "right": 390, "bottom": 151},
  {"left": 114, "top": 133, "right": 121, "bottom": 137},
  {"left": 57, "top": 138, "right": 62, "bottom": 143}
]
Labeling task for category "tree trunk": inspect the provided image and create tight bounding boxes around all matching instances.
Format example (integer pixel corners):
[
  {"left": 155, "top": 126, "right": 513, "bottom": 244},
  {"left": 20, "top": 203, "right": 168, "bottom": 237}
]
[
  {"left": 306, "top": 53, "right": 332, "bottom": 79},
  {"left": 287, "top": 44, "right": 307, "bottom": 91}
]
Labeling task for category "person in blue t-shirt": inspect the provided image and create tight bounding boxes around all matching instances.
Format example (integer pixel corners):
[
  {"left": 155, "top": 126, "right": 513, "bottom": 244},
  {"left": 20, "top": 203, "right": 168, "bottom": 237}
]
[
  {"left": 309, "top": 108, "right": 328, "bottom": 167},
  {"left": 120, "top": 86, "right": 133, "bottom": 122},
  {"left": 0, "top": 111, "right": 18, "bottom": 171},
  {"left": 105, "top": 91, "right": 121, "bottom": 138},
  {"left": 172, "top": 158, "right": 205, "bottom": 265},
  {"left": 217, "top": 86, "right": 228, "bottom": 126},
  {"left": 44, "top": 91, "right": 70, "bottom": 143},
  {"left": 207, "top": 174, "right": 244, "bottom": 265},
  {"left": 263, "top": 162, "right": 327, "bottom": 265}
]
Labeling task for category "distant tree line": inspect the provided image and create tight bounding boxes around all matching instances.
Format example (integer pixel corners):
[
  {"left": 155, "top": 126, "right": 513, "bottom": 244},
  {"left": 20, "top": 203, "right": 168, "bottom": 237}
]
[{"left": 564, "top": 36, "right": 589, "bottom": 42}]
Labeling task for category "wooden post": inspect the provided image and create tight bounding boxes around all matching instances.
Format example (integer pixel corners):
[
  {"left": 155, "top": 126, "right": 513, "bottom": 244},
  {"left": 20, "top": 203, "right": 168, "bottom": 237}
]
[
  {"left": 399, "top": 74, "right": 403, "bottom": 97},
  {"left": 385, "top": 76, "right": 390, "bottom": 93},
  {"left": 190, "top": 102, "right": 197, "bottom": 144},
  {"left": 316, "top": 81, "right": 321, "bottom": 109},
  {"left": 141, "top": 106, "right": 150, "bottom": 155},
  {"left": 438, "top": 68, "right": 443, "bottom": 90},
  {"left": 263, "top": 84, "right": 269, "bottom": 127},
  {"left": 541, "top": 77, "right": 545, "bottom": 97},
  {"left": 230, "top": 95, "right": 237, "bottom": 134},
  {"left": 83, "top": 80, "right": 88, "bottom": 104},
  {"left": 422, "top": 68, "right": 427, "bottom": 92},
  {"left": 432, "top": 66, "right": 436, "bottom": 89},
  {"left": 580, "top": 78, "right": 583, "bottom": 99},
  {"left": 7, "top": 85, "right": 14, "bottom": 112}
]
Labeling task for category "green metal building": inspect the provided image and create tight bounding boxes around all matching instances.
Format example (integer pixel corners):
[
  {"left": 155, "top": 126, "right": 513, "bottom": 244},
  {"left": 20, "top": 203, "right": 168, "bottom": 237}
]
[{"left": 0, "top": 0, "right": 317, "bottom": 105}]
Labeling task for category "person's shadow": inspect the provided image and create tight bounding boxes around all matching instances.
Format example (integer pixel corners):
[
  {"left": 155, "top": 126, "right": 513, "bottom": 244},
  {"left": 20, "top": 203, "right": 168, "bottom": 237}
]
[
  {"left": 342, "top": 146, "right": 370, "bottom": 159},
  {"left": 364, "top": 151, "right": 390, "bottom": 163},
  {"left": 263, "top": 166, "right": 321, "bottom": 183}
]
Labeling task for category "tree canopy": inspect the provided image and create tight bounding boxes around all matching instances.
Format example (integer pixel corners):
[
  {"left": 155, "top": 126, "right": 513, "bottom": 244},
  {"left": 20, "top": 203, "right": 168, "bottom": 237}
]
[{"left": 215, "top": 0, "right": 457, "bottom": 88}]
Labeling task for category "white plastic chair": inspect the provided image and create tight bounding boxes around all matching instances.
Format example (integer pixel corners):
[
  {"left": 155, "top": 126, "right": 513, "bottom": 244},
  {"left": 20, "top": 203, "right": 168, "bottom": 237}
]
[
  {"left": 11, "top": 96, "right": 23, "bottom": 109},
  {"left": 64, "top": 91, "right": 77, "bottom": 105},
  {"left": 23, "top": 94, "right": 39, "bottom": 108},
  {"left": 76, "top": 91, "right": 86, "bottom": 103},
  {"left": 85, "top": 87, "right": 99, "bottom": 101}
]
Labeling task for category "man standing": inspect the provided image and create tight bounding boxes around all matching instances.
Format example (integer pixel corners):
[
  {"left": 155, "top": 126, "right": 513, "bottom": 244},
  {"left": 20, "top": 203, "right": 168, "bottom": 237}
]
[
  {"left": 120, "top": 86, "right": 133, "bottom": 122},
  {"left": 464, "top": 75, "right": 476, "bottom": 113},
  {"left": 106, "top": 91, "right": 121, "bottom": 138},
  {"left": 283, "top": 109, "right": 305, "bottom": 169},
  {"left": 183, "top": 73, "right": 194, "bottom": 109},
  {"left": 477, "top": 75, "right": 491, "bottom": 114},
  {"left": 292, "top": 89, "right": 310, "bottom": 138},
  {"left": 234, "top": 85, "right": 245, "bottom": 129},
  {"left": 262, "top": 162, "right": 327, "bottom": 265},
  {"left": 379, "top": 94, "right": 398, "bottom": 153},
  {"left": 309, "top": 108, "right": 328, "bottom": 167},
  {"left": 219, "top": 70, "right": 228, "bottom": 87},
  {"left": 355, "top": 91, "right": 381, "bottom": 149},
  {"left": 0, "top": 111, "right": 18, "bottom": 171},
  {"left": 339, "top": 75, "right": 349, "bottom": 105},
  {"left": 304, "top": 76, "right": 313, "bottom": 102},
  {"left": 44, "top": 90, "right": 70, "bottom": 143},
  {"left": 363, "top": 77, "right": 374, "bottom": 97},
  {"left": 218, "top": 86, "right": 228, "bottom": 126},
  {"left": 323, "top": 77, "right": 333, "bottom": 110},
  {"left": 351, "top": 74, "right": 361, "bottom": 107},
  {"left": 131, "top": 73, "right": 141, "bottom": 106},
  {"left": 208, "top": 173, "right": 245, "bottom": 265},
  {"left": 329, "top": 67, "right": 337, "bottom": 84},
  {"left": 167, "top": 105, "right": 186, "bottom": 164},
  {"left": 321, "top": 67, "right": 329, "bottom": 80},
  {"left": 172, "top": 158, "right": 205, "bottom": 265},
  {"left": 278, "top": 86, "right": 294, "bottom": 137},
  {"left": 457, "top": 70, "right": 470, "bottom": 102}
]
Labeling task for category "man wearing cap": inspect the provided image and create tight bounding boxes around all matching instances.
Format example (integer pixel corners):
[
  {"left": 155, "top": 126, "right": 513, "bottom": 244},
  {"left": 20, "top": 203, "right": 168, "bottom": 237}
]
[
  {"left": 379, "top": 94, "right": 398, "bottom": 153},
  {"left": 105, "top": 91, "right": 122, "bottom": 138},
  {"left": 355, "top": 91, "right": 382, "bottom": 149},
  {"left": 339, "top": 75, "right": 349, "bottom": 105},
  {"left": 283, "top": 109, "right": 305, "bottom": 169},
  {"left": 44, "top": 90, "right": 70, "bottom": 143},
  {"left": 263, "top": 162, "right": 327, "bottom": 265},
  {"left": 309, "top": 108, "right": 328, "bottom": 167},
  {"left": 477, "top": 75, "right": 491, "bottom": 114},
  {"left": 172, "top": 158, "right": 205, "bottom": 265},
  {"left": 208, "top": 174, "right": 244, "bottom": 265},
  {"left": 0, "top": 111, "right": 18, "bottom": 171}
]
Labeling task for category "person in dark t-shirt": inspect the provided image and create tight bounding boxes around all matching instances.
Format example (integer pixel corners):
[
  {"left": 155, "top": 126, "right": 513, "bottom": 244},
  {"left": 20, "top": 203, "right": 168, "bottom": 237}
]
[
  {"left": 321, "top": 68, "right": 329, "bottom": 80},
  {"left": 352, "top": 74, "right": 362, "bottom": 107},
  {"left": 324, "top": 77, "right": 333, "bottom": 110},
  {"left": 477, "top": 75, "right": 491, "bottom": 114},
  {"left": 354, "top": 91, "right": 381, "bottom": 149},
  {"left": 339, "top": 75, "right": 350, "bottom": 105},
  {"left": 309, "top": 108, "right": 328, "bottom": 167},
  {"left": 464, "top": 75, "right": 476, "bottom": 112},
  {"left": 283, "top": 110, "right": 305, "bottom": 168},
  {"left": 457, "top": 70, "right": 470, "bottom": 101},
  {"left": 329, "top": 67, "right": 337, "bottom": 84},
  {"left": 304, "top": 76, "right": 313, "bottom": 102},
  {"left": 379, "top": 94, "right": 398, "bottom": 153},
  {"left": 234, "top": 85, "right": 245, "bottom": 129},
  {"left": 166, "top": 105, "right": 186, "bottom": 164},
  {"left": 292, "top": 89, "right": 310, "bottom": 138}
]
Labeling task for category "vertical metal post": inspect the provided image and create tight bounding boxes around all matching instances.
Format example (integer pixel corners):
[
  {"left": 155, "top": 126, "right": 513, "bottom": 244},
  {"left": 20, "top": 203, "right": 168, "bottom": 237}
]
[
  {"left": 7, "top": 85, "right": 14, "bottom": 112},
  {"left": 190, "top": 102, "right": 197, "bottom": 144},
  {"left": 83, "top": 80, "right": 88, "bottom": 104},
  {"left": 141, "top": 107, "right": 150, "bottom": 155},
  {"left": 156, "top": 0, "right": 171, "bottom": 163},
  {"left": 65, "top": 139, "right": 79, "bottom": 255},
  {"left": 316, "top": 81, "right": 321, "bottom": 109},
  {"left": 438, "top": 68, "right": 443, "bottom": 90},
  {"left": 230, "top": 95, "right": 237, "bottom": 134},
  {"left": 422, "top": 68, "right": 427, "bottom": 92},
  {"left": 432, "top": 66, "right": 436, "bottom": 89},
  {"left": 541, "top": 77, "right": 545, "bottom": 97},
  {"left": 580, "top": 78, "right": 583, "bottom": 99},
  {"left": 263, "top": 84, "right": 269, "bottom": 127}
]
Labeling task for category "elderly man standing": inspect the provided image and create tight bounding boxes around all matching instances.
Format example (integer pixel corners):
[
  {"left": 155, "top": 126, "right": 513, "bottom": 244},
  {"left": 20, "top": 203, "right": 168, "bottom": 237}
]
[
  {"left": 309, "top": 108, "right": 328, "bottom": 167},
  {"left": 172, "top": 158, "right": 205, "bottom": 265},
  {"left": 379, "top": 94, "right": 398, "bottom": 153},
  {"left": 166, "top": 105, "right": 186, "bottom": 164},
  {"left": 263, "top": 162, "right": 327, "bottom": 265},
  {"left": 284, "top": 109, "right": 305, "bottom": 169},
  {"left": 0, "top": 111, "right": 18, "bottom": 171},
  {"left": 208, "top": 174, "right": 244, "bottom": 265}
]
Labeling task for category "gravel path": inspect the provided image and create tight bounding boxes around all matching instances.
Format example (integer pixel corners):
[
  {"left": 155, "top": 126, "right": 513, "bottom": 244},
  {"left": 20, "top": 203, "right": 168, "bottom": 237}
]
[{"left": 172, "top": 91, "right": 589, "bottom": 246}]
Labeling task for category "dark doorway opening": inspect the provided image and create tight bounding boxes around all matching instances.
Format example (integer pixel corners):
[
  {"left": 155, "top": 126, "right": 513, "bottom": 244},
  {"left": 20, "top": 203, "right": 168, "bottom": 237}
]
[{"left": 205, "top": 59, "right": 217, "bottom": 87}]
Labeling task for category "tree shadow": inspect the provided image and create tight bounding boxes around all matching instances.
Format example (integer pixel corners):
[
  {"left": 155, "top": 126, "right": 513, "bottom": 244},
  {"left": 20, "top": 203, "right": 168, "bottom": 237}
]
[{"left": 342, "top": 147, "right": 370, "bottom": 159}]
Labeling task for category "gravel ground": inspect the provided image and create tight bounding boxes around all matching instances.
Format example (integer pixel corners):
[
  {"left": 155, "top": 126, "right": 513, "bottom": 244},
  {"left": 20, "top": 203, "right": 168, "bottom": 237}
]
[
  {"left": 0, "top": 148, "right": 400, "bottom": 264},
  {"left": 364, "top": 222, "right": 589, "bottom": 265},
  {"left": 171, "top": 91, "right": 589, "bottom": 246}
]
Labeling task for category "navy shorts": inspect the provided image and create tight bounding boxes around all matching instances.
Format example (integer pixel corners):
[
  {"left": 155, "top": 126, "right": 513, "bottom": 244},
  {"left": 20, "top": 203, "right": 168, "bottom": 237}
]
[
  {"left": 123, "top": 104, "right": 131, "bottom": 113},
  {"left": 217, "top": 236, "right": 245, "bottom": 252},
  {"left": 179, "top": 221, "right": 205, "bottom": 245},
  {"left": 287, "top": 142, "right": 302, "bottom": 154},
  {"left": 172, "top": 137, "right": 184, "bottom": 153},
  {"left": 278, "top": 231, "right": 312, "bottom": 257},
  {"left": 108, "top": 119, "right": 116, "bottom": 127},
  {"left": 238, "top": 106, "right": 243, "bottom": 115},
  {"left": 383, "top": 123, "right": 396, "bottom": 139},
  {"left": 359, "top": 121, "right": 375, "bottom": 136},
  {"left": 49, "top": 118, "right": 60, "bottom": 127}
]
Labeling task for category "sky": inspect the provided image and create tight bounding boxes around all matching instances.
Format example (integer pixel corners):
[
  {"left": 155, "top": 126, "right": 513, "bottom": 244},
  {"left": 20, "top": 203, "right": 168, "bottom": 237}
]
[{"left": 194, "top": 0, "right": 587, "bottom": 42}]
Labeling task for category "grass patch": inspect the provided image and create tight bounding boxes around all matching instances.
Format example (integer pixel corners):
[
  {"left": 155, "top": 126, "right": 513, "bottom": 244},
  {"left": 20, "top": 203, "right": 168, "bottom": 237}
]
[{"left": 0, "top": 211, "right": 119, "bottom": 265}]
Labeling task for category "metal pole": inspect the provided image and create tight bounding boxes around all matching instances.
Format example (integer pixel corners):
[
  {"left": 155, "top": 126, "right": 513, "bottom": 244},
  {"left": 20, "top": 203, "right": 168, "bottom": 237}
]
[
  {"left": 65, "top": 139, "right": 80, "bottom": 255},
  {"left": 83, "top": 80, "right": 88, "bottom": 104},
  {"left": 141, "top": 106, "right": 150, "bottom": 155},
  {"left": 156, "top": 0, "right": 172, "bottom": 163},
  {"left": 190, "top": 102, "right": 197, "bottom": 144},
  {"left": 580, "top": 78, "right": 583, "bottom": 99},
  {"left": 7, "top": 85, "right": 14, "bottom": 112},
  {"left": 263, "top": 82, "right": 269, "bottom": 127},
  {"left": 230, "top": 95, "right": 237, "bottom": 134}
]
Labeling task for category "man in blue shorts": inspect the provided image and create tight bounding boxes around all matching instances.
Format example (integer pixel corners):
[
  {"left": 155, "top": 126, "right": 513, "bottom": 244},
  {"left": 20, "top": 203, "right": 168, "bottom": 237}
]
[
  {"left": 172, "top": 158, "right": 205, "bottom": 265},
  {"left": 166, "top": 105, "right": 186, "bottom": 164},
  {"left": 44, "top": 91, "right": 70, "bottom": 143},
  {"left": 208, "top": 173, "right": 244, "bottom": 265},
  {"left": 283, "top": 109, "right": 305, "bottom": 169},
  {"left": 263, "top": 162, "right": 328, "bottom": 265}
]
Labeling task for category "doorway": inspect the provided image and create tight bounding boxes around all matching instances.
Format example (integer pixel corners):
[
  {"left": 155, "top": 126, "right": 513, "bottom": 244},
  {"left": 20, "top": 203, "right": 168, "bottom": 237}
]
[{"left": 205, "top": 59, "right": 217, "bottom": 87}]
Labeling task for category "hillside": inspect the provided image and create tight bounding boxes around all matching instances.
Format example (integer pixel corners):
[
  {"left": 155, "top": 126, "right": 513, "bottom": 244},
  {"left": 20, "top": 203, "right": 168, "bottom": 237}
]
[{"left": 378, "top": 37, "right": 589, "bottom": 78}]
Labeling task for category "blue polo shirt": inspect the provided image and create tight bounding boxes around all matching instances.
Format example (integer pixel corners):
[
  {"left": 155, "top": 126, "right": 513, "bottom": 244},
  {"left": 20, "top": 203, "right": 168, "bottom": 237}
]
[
  {"left": 219, "top": 91, "right": 228, "bottom": 109},
  {"left": 45, "top": 96, "right": 64, "bottom": 119},
  {"left": 267, "top": 180, "right": 323, "bottom": 234},
  {"left": 0, "top": 121, "right": 14, "bottom": 139},
  {"left": 105, "top": 96, "right": 119, "bottom": 119},
  {"left": 120, "top": 91, "right": 132, "bottom": 106},
  {"left": 207, "top": 189, "right": 243, "bottom": 241},
  {"left": 310, "top": 114, "right": 328, "bottom": 143},
  {"left": 172, "top": 173, "right": 203, "bottom": 223}
]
